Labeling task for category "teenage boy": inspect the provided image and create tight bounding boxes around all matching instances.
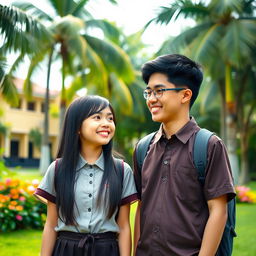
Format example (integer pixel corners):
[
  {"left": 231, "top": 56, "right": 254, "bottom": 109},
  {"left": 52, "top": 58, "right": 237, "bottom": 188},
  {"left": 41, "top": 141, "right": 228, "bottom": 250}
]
[{"left": 133, "top": 54, "right": 236, "bottom": 256}]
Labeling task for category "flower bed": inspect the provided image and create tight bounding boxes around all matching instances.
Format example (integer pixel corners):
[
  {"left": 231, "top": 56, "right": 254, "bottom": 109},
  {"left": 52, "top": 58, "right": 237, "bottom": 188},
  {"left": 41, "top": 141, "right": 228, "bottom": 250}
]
[
  {"left": 0, "top": 178, "right": 46, "bottom": 232},
  {"left": 236, "top": 185, "right": 256, "bottom": 204}
]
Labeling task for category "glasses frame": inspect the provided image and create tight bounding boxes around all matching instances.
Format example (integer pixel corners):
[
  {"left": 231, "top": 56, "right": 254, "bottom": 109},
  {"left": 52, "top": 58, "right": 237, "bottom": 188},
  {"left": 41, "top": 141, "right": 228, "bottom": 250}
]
[{"left": 143, "top": 88, "right": 186, "bottom": 100}]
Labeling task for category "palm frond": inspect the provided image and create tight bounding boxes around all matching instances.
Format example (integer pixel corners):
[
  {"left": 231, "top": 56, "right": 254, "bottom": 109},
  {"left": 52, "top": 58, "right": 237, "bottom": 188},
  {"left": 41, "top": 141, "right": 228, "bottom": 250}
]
[
  {"left": 189, "top": 23, "right": 222, "bottom": 64},
  {"left": 12, "top": 2, "right": 53, "bottom": 21},
  {"left": 109, "top": 73, "right": 133, "bottom": 115},
  {"left": 0, "top": 4, "right": 51, "bottom": 54},
  {"left": 54, "top": 15, "right": 84, "bottom": 37},
  {"left": 86, "top": 19, "right": 121, "bottom": 44},
  {"left": 0, "top": 75, "right": 19, "bottom": 106},
  {"left": 154, "top": 0, "right": 209, "bottom": 25},
  {"left": 165, "top": 22, "right": 212, "bottom": 53},
  {"left": 23, "top": 49, "right": 48, "bottom": 99},
  {"left": 221, "top": 20, "right": 256, "bottom": 67},
  {"left": 71, "top": 0, "right": 90, "bottom": 17},
  {"left": 84, "top": 35, "right": 135, "bottom": 83},
  {"left": 209, "top": 0, "right": 243, "bottom": 15},
  {"left": 0, "top": 54, "right": 7, "bottom": 82}
]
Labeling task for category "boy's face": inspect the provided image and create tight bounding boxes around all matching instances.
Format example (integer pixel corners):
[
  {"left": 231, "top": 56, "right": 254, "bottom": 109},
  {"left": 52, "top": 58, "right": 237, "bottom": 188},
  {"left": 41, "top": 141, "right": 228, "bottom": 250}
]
[{"left": 146, "top": 72, "right": 187, "bottom": 124}]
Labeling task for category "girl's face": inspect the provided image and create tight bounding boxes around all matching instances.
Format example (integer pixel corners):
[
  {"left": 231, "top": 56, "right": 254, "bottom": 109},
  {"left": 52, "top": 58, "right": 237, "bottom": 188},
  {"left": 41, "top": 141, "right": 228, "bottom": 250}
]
[{"left": 79, "top": 106, "right": 115, "bottom": 147}]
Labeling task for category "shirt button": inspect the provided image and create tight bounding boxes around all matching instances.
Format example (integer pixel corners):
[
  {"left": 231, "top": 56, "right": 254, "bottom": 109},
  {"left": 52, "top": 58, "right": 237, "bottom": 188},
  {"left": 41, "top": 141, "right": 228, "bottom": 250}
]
[
  {"left": 89, "top": 173, "right": 93, "bottom": 177},
  {"left": 162, "top": 176, "right": 167, "bottom": 182},
  {"left": 89, "top": 181, "right": 92, "bottom": 184},
  {"left": 163, "top": 160, "right": 169, "bottom": 165},
  {"left": 89, "top": 194, "right": 92, "bottom": 197},
  {"left": 88, "top": 208, "right": 91, "bottom": 212},
  {"left": 153, "top": 226, "right": 159, "bottom": 233}
]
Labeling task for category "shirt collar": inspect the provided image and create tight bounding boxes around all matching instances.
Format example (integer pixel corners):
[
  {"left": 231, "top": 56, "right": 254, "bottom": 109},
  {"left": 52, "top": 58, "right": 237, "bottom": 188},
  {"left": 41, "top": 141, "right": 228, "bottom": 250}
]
[
  {"left": 76, "top": 152, "right": 105, "bottom": 171},
  {"left": 153, "top": 117, "right": 200, "bottom": 144}
]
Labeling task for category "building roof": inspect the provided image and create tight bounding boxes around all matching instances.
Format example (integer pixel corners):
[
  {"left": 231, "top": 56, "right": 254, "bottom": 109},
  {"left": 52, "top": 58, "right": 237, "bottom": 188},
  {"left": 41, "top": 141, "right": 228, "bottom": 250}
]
[{"left": 13, "top": 77, "right": 60, "bottom": 99}]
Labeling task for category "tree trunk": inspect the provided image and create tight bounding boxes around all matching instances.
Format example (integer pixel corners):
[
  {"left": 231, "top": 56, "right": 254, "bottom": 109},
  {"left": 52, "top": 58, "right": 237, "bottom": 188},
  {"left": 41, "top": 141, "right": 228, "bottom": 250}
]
[
  {"left": 226, "top": 114, "right": 239, "bottom": 185},
  {"left": 40, "top": 48, "right": 53, "bottom": 175},
  {"left": 59, "top": 55, "right": 66, "bottom": 132},
  {"left": 239, "top": 132, "right": 250, "bottom": 184},
  {"left": 225, "top": 64, "right": 239, "bottom": 185},
  {"left": 217, "top": 79, "right": 227, "bottom": 144}
]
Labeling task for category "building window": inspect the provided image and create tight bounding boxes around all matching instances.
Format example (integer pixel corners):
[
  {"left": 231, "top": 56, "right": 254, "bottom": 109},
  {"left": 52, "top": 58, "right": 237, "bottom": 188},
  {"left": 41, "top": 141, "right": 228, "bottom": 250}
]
[
  {"left": 10, "top": 140, "right": 19, "bottom": 158},
  {"left": 27, "top": 101, "right": 35, "bottom": 111}
]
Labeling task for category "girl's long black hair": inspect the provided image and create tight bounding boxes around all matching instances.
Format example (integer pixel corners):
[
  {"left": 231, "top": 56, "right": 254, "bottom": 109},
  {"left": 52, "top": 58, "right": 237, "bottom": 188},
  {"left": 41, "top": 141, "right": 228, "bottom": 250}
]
[{"left": 55, "top": 95, "right": 122, "bottom": 225}]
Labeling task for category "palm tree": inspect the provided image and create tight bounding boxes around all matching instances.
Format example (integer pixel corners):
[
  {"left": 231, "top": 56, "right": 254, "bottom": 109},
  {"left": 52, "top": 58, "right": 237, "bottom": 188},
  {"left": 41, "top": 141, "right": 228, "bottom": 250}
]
[
  {"left": 0, "top": 4, "right": 49, "bottom": 105},
  {"left": 14, "top": 0, "right": 136, "bottom": 174},
  {"left": 151, "top": 0, "right": 256, "bottom": 184}
]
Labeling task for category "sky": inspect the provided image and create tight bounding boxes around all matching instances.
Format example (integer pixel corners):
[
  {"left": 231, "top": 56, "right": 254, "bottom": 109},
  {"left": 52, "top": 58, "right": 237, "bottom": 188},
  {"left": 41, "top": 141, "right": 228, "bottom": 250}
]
[{"left": 1, "top": 0, "right": 192, "bottom": 90}]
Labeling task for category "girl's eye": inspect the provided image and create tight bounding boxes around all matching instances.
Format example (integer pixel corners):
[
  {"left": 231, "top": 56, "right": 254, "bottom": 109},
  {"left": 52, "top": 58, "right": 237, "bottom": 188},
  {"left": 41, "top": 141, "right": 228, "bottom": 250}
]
[{"left": 93, "top": 115, "right": 101, "bottom": 120}]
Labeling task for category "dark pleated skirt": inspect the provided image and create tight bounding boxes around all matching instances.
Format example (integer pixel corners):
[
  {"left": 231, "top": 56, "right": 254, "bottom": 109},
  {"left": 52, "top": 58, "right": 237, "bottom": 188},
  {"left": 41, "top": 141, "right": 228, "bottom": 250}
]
[{"left": 52, "top": 231, "right": 119, "bottom": 256}]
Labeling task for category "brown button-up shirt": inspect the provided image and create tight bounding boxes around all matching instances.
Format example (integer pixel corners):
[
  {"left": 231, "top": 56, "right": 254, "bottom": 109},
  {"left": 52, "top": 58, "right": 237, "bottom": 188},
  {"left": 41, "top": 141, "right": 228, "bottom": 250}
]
[{"left": 133, "top": 118, "right": 236, "bottom": 256}]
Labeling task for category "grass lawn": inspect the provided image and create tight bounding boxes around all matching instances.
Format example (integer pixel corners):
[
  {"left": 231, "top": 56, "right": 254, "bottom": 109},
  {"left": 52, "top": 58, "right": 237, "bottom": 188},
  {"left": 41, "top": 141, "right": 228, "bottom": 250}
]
[
  {"left": 9, "top": 168, "right": 42, "bottom": 182},
  {"left": 1, "top": 170, "right": 256, "bottom": 255},
  {"left": 0, "top": 229, "right": 42, "bottom": 256}
]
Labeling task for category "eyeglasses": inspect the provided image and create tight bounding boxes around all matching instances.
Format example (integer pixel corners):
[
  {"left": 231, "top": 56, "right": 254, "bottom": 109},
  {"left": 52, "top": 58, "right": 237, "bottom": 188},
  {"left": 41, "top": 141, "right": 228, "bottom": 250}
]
[{"left": 143, "top": 88, "right": 186, "bottom": 100}]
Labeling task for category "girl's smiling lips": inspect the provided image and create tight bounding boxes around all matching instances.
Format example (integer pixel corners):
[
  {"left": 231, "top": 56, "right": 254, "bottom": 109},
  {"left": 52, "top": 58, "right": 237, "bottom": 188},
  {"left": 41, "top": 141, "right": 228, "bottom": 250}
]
[{"left": 97, "top": 130, "right": 110, "bottom": 137}]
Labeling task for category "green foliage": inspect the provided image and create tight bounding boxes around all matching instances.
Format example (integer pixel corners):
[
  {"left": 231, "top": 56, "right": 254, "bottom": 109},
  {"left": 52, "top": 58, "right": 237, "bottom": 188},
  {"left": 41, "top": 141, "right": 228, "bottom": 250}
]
[
  {"left": 233, "top": 203, "right": 256, "bottom": 256},
  {"left": 0, "top": 229, "right": 42, "bottom": 256},
  {"left": 0, "top": 178, "right": 46, "bottom": 232},
  {"left": 0, "top": 4, "right": 50, "bottom": 55},
  {"left": 0, "top": 156, "right": 14, "bottom": 179},
  {"left": 29, "top": 128, "right": 42, "bottom": 150},
  {"left": 0, "top": 122, "right": 8, "bottom": 136}
]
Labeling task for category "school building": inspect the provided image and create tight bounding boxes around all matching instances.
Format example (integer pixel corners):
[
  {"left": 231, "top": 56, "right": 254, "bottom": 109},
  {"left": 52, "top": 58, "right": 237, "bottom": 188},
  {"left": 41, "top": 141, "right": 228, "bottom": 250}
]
[{"left": 0, "top": 78, "right": 60, "bottom": 167}]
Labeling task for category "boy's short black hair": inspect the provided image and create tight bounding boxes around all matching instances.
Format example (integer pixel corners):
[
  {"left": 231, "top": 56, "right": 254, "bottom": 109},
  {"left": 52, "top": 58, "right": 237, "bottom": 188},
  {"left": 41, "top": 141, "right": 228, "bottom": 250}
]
[{"left": 141, "top": 54, "right": 203, "bottom": 107}]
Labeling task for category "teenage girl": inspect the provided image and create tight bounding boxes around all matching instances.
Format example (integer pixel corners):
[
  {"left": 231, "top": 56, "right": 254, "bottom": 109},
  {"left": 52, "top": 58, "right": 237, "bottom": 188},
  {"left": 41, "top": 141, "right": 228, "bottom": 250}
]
[{"left": 34, "top": 95, "right": 138, "bottom": 256}]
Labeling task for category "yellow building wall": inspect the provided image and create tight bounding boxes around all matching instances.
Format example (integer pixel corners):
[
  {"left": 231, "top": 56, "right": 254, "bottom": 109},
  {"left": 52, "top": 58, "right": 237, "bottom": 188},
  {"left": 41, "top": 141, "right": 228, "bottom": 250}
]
[{"left": 0, "top": 93, "right": 60, "bottom": 159}]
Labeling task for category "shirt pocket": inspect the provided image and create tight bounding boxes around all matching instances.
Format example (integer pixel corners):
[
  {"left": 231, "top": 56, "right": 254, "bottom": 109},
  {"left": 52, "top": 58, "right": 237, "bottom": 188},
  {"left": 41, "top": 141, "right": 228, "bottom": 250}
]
[{"left": 173, "top": 166, "right": 201, "bottom": 202}]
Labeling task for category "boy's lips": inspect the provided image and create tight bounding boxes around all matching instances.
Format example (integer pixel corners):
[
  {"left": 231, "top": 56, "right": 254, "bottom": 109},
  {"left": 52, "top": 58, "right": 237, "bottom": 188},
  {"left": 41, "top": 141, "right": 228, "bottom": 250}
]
[{"left": 150, "top": 105, "right": 162, "bottom": 114}]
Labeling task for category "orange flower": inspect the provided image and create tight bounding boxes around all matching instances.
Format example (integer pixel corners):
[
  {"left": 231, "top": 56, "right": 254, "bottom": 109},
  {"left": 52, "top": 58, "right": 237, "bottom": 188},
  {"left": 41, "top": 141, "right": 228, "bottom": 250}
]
[
  {"left": 10, "top": 179, "right": 20, "bottom": 187},
  {"left": 10, "top": 188, "right": 19, "bottom": 195},
  {"left": 8, "top": 205, "right": 16, "bottom": 210},
  {"left": 10, "top": 201, "right": 18, "bottom": 206},
  {"left": 0, "top": 194, "right": 9, "bottom": 203},
  {"left": 11, "top": 194, "right": 19, "bottom": 199},
  {"left": 16, "top": 205, "right": 24, "bottom": 211}
]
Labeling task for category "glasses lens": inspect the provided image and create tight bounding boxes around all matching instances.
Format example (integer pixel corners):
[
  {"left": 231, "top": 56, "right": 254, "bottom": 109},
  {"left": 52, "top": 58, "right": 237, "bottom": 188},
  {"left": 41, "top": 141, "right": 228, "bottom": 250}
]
[
  {"left": 155, "top": 89, "right": 163, "bottom": 98},
  {"left": 143, "top": 90, "right": 150, "bottom": 99}
]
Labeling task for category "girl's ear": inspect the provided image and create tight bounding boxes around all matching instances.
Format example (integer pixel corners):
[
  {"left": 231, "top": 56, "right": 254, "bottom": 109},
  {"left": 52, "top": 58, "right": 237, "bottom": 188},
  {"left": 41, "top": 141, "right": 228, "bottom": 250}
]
[{"left": 181, "top": 89, "right": 192, "bottom": 104}]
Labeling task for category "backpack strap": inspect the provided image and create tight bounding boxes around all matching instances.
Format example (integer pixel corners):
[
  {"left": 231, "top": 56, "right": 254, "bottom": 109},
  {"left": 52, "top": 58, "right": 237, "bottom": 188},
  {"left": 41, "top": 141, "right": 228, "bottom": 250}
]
[
  {"left": 114, "top": 158, "right": 124, "bottom": 188},
  {"left": 193, "top": 128, "right": 214, "bottom": 185},
  {"left": 135, "top": 132, "right": 156, "bottom": 173}
]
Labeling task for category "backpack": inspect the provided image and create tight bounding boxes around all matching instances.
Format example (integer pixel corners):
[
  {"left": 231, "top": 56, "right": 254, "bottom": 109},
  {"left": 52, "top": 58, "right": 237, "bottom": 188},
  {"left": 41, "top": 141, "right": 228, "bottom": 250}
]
[{"left": 135, "top": 128, "right": 237, "bottom": 256}]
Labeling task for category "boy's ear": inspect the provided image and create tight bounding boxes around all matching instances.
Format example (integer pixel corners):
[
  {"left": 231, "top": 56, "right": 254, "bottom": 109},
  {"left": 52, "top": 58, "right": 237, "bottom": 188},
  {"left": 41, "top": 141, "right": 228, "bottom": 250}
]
[{"left": 181, "top": 89, "right": 192, "bottom": 104}]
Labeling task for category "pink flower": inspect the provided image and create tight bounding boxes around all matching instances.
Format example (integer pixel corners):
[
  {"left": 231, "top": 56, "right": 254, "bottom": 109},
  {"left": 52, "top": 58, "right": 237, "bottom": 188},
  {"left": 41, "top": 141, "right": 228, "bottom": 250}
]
[
  {"left": 16, "top": 215, "right": 23, "bottom": 221},
  {"left": 19, "top": 196, "right": 26, "bottom": 202},
  {"left": 5, "top": 178, "right": 11, "bottom": 186}
]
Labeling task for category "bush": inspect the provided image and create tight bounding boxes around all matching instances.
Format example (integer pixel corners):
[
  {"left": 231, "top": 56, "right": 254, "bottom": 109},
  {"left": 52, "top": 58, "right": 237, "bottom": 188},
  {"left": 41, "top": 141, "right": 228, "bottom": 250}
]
[
  {"left": 0, "top": 178, "right": 46, "bottom": 232},
  {"left": 235, "top": 185, "right": 256, "bottom": 204}
]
